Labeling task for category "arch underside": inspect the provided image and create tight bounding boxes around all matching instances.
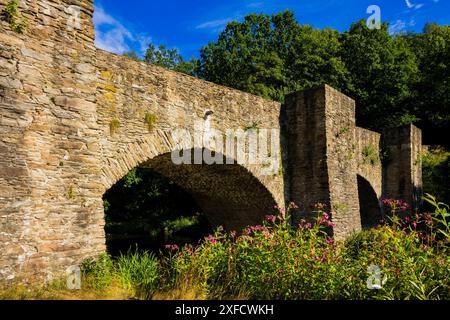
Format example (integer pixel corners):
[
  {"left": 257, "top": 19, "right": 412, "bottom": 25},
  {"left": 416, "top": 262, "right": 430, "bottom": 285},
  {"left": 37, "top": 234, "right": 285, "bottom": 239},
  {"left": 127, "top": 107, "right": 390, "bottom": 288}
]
[
  {"left": 357, "top": 175, "right": 382, "bottom": 229},
  {"left": 116, "top": 150, "right": 278, "bottom": 231}
]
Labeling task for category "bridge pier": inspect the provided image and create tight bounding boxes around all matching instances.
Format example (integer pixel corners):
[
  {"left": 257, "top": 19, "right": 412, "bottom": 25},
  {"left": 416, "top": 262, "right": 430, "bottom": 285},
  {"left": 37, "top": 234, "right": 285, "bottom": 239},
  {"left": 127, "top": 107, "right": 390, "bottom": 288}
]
[
  {"left": 282, "top": 85, "right": 362, "bottom": 240},
  {"left": 382, "top": 125, "right": 423, "bottom": 212}
]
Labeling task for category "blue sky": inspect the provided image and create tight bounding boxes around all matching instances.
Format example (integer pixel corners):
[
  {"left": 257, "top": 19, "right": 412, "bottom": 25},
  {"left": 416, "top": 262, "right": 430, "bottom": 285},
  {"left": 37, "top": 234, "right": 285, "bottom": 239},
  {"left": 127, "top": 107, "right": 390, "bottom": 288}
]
[{"left": 93, "top": 0, "right": 449, "bottom": 59}]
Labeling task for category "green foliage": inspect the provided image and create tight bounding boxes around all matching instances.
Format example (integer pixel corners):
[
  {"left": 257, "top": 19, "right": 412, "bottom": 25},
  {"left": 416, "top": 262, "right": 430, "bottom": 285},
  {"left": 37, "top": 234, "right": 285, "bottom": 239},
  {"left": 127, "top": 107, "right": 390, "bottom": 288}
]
[
  {"left": 340, "top": 21, "right": 418, "bottom": 129},
  {"left": 123, "top": 51, "right": 141, "bottom": 61},
  {"left": 144, "top": 112, "right": 157, "bottom": 131},
  {"left": 123, "top": 168, "right": 142, "bottom": 188},
  {"left": 198, "top": 11, "right": 348, "bottom": 101},
  {"left": 422, "top": 148, "right": 450, "bottom": 203},
  {"left": 423, "top": 194, "right": 450, "bottom": 240},
  {"left": 81, "top": 251, "right": 160, "bottom": 299},
  {"left": 162, "top": 216, "right": 199, "bottom": 235},
  {"left": 2, "top": 0, "right": 27, "bottom": 34},
  {"left": 36, "top": 197, "right": 450, "bottom": 300},
  {"left": 162, "top": 201, "right": 449, "bottom": 300},
  {"left": 115, "top": 249, "right": 160, "bottom": 299},
  {"left": 80, "top": 253, "right": 114, "bottom": 290},
  {"left": 109, "top": 118, "right": 120, "bottom": 135},
  {"left": 406, "top": 24, "right": 450, "bottom": 140},
  {"left": 144, "top": 43, "right": 198, "bottom": 76},
  {"left": 362, "top": 145, "right": 380, "bottom": 166},
  {"left": 197, "top": 12, "right": 450, "bottom": 141}
]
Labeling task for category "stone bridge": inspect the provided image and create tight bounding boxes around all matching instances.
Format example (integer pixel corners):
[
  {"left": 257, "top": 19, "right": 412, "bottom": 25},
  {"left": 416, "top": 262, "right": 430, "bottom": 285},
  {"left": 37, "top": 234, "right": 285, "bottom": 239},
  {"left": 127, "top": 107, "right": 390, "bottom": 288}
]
[{"left": 0, "top": 0, "right": 422, "bottom": 282}]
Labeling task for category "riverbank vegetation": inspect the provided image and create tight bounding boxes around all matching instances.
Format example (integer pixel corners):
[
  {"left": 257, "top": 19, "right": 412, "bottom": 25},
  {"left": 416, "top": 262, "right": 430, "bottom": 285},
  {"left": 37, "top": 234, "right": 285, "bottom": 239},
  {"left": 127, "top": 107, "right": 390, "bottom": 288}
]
[{"left": 1, "top": 194, "right": 448, "bottom": 300}]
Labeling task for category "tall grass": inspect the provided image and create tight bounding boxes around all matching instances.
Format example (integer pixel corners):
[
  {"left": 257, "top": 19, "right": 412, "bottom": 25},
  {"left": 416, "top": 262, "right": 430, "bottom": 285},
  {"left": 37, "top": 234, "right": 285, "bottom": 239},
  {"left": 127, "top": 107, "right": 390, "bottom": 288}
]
[{"left": 115, "top": 249, "right": 159, "bottom": 299}]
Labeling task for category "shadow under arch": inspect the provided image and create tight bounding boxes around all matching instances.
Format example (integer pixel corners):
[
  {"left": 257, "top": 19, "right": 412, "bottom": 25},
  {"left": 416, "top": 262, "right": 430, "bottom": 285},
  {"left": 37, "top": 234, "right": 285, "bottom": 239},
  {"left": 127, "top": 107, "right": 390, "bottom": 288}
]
[
  {"left": 357, "top": 175, "right": 382, "bottom": 229},
  {"left": 104, "top": 148, "right": 279, "bottom": 232}
]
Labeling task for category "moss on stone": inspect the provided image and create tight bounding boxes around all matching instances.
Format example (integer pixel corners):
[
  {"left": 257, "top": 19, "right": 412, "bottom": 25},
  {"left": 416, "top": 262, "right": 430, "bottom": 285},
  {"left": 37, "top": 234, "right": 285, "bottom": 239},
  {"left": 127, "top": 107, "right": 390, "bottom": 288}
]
[
  {"left": 110, "top": 118, "right": 120, "bottom": 135},
  {"left": 144, "top": 113, "right": 157, "bottom": 131}
]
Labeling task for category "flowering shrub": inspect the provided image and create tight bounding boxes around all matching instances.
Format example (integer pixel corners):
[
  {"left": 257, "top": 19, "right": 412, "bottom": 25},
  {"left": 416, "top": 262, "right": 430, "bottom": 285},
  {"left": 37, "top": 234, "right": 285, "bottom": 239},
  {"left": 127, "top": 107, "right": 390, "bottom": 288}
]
[
  {"left": 381, "top": 194, "right": 449, "bottom": 248},
  {"left": 79, "top": 197, "right": 449, "bottom": 300},
  {"left": 163, "top": 199, "right": 449, "bottom": 300}
]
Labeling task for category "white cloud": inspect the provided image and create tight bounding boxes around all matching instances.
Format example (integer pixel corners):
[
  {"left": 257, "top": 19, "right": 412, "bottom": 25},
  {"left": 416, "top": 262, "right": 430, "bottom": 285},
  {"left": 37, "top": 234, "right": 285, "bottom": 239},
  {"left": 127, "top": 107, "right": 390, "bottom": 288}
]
[
  {"left": 93, "top": 6, "right": 151, "bottom": 55},
  {"left": 247, "top": 2, "right": 264, "bottom": 8},
  {"left": 93, "top": 6, "right": 117, "bottom": 26},
  {"left": 196, "top": 18, "right": 234, "bottom": 31}
]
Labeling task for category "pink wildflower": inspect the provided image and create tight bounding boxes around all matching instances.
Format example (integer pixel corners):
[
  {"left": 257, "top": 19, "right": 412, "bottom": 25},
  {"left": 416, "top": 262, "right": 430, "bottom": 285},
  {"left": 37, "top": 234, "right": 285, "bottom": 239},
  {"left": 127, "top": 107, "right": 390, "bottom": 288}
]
[{"left": 165, "top": 244, "right": 179, "bottom": 252}]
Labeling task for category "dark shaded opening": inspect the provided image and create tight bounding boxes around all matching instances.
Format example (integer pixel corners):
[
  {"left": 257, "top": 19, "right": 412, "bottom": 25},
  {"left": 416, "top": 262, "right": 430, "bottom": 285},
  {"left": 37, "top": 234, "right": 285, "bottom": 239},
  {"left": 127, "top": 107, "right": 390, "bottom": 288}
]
[
  {"left": 102, "top": 149, "right": 278, "bottom": 256},
  {"left": 103, "top": 167, "right": 212, "bottom": 257},
  {"left": 357, "top": 175, "right": 382, "bottom": 229}
]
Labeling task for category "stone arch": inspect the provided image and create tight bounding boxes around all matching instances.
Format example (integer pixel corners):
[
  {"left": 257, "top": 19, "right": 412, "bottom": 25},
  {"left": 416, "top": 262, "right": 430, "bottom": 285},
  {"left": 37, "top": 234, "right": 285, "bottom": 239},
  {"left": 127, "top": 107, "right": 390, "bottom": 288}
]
[
  {"left": 357, "top": 175, "right": 382, "bottom": 229},
  {"left": 100, "top": 134, "right": 280, "bottom": 231}
]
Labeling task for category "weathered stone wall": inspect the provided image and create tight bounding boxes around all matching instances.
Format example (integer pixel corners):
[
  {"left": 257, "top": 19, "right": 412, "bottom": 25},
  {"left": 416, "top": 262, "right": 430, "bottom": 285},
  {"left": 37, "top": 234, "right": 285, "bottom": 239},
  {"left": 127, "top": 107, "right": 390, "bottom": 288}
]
[
  {"left": 0, "top": 0, "right": 104, "bottom": 282},
  {"left": 382, "top": 124, "right": 423, "bottom": 210},
  {"left": 355, "top": 127, "right": 382, "bottom": 199},
  {"left": 283, "top": 85, "right": 362, "bottom": 240},
  {"left": 355, "top": 127, "right": 383, "bottom": 228}
]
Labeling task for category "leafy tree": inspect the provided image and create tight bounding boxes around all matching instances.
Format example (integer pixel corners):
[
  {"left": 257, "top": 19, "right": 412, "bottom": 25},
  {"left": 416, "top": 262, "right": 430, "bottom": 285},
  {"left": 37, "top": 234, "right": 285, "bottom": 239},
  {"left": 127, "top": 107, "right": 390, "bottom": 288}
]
[
  {"left": 406, "top": 24, "right": 450, "bottom": 144},
  {"left": 123, "top": 51, "right": 141, "bottom": 61},
  {"left": 198, "top": 11, "right": 351, "bottom": 102},
  {"left": 340, "top": 20, "right": 419, "bottom": 129},
  {"left": 144, "top": 43, "right": 198, "bottom": 76}
]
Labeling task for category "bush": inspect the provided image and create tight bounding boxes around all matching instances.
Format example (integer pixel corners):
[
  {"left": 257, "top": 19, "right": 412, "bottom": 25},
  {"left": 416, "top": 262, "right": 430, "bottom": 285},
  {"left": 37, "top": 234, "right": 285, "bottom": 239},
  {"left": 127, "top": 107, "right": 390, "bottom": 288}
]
[
  {"left": 80, "top": 253, "right": 114, "bottom": 290},
  {"left": 164, "top": 201, "right": 449, "bottom": 300}
]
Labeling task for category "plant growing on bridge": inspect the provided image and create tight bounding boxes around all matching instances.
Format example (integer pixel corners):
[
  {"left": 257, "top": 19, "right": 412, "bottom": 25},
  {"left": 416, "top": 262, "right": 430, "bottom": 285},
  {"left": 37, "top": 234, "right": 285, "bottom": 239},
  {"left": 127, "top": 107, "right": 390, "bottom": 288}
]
[
  {"left": 144, "top": 112, "right": 157, "bottom": 132},
  {"left": 244, "top": 121, "right": 261, "bottom": 132},
  {"left": 336, "top": 126, "right": 350, "bottom": 138},
  {"left": 2, "top": 0, "right": 27, "bottom": 34},
  {"left": 362, "top": 145, "right": 380, "bottom": 166},
  {"left": 110, "top": 118, "right": 121, "bottom": 135},
  {"left": 67, "top": 185, "right": 76, "bottom": 200}
]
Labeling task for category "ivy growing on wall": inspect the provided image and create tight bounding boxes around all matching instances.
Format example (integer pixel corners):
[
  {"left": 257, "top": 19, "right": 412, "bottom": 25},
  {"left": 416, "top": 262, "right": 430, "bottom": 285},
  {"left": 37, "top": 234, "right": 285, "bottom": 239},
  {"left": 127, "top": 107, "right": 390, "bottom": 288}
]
[
  {"left": 362, "top": 145, "right": 380, "bottom": 166},
  {"left": 2, "top": 0, "right": 27, "bottom": 34},
  {"left": 144, "top": 113, "right": 157, "bottom": 132},
  {"left": 110, "top": 118, "right": 121, "bottom": 135}
]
